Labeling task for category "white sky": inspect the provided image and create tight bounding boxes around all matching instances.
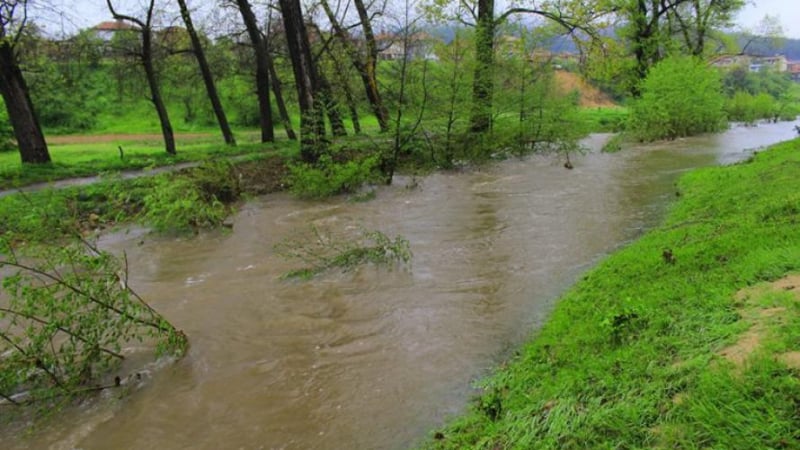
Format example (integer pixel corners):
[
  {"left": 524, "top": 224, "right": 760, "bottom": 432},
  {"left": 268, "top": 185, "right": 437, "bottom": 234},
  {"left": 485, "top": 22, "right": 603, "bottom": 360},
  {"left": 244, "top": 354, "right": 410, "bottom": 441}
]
[
  {"left": 736, "top": 0, "right": 800, "bottom": 39},
  {"left": 52, "top": 0, "right": 800, "bottom": 40}
]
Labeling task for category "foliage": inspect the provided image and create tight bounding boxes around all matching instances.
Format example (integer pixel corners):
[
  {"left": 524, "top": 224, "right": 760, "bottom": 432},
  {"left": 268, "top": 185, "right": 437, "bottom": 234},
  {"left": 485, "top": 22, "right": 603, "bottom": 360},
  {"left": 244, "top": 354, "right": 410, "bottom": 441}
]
[
  {"left": 275, "top": 226, "right": 412, "bottom": 279},
  {"left": 22, "top": 32, "right": 108, "bottom": 133},
  {"left": 0, "top": 236, "right": 187, "bottom": 409},
  {"left": 141, "top": 162, "right": 237, "bottom": 233},
  {"left": 0, "top": 106, "right": 15, "bottom": 153},
  {"left": 424, "top": 138, "right": 800, "bottom": 449},
  {"left": 725, "top": 91, "right": 778, "bottom": 124},
  {"left": 721, "top": 68, "right": 800, "bottom": 124},
  {"left": 287, "top": 153, "right": 379, "bottom": 199},
  {"left": 628, "top": 55, "right": 727, "bottom": 141}
]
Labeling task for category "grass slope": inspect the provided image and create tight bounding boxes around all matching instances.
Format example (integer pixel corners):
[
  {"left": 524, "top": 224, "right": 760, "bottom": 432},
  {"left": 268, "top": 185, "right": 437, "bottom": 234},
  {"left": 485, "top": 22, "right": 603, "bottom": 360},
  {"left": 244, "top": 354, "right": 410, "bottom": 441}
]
[{"left": 426, "top": 138, "right": 800, "bottom": 449}]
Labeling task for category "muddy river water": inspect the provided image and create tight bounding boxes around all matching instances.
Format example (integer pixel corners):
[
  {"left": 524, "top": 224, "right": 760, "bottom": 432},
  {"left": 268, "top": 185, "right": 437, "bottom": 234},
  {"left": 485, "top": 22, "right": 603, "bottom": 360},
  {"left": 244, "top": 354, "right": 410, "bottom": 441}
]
[{"left": 5, "top": 122, "right": 800, "bottom": 449}]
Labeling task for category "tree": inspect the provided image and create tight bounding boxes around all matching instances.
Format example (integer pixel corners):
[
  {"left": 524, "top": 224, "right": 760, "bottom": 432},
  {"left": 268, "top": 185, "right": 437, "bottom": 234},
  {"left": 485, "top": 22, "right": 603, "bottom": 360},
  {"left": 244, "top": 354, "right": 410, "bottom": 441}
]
[
  {"left": 0, "top": 0, "right": 51, "bottom": 163},
  {"left": 278, "top": 0, "right": 326, "bottom": 162},
  {"left": 427, "top": 0, "right": 605, "bottom": 133},
  {"left": 628, "top": 54, "right": 726, "bottom": 141},
  {"left": 231, "top": 0, "right": 274, "bottom": 143},
  {"left": 176, "top": 0, "right": 236, "bottom": 145},
  {"left": 614, "top": 0, "right": 744, "bottom": 92},
  {"left": 318, "top": 0, "right": 390, "bottom": 132},
  {"left": 107, "top": 0, "right": 177, "bottom": 155},
  {"left": 666, "top": 0, "right": 744, "bottom": 57}
]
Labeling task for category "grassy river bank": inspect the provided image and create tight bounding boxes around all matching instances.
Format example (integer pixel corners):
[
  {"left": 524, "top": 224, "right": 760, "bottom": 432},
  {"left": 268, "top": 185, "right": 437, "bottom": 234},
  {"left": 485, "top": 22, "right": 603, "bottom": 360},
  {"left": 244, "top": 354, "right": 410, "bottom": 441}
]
[{"left": 425, "top": 137, "right": 800, "bottom": 449}]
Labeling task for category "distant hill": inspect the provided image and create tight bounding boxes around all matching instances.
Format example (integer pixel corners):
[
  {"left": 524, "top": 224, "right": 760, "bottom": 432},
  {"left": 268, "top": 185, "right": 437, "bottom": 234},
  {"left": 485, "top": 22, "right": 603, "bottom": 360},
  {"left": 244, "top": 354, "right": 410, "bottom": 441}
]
[
  {"left": 425, "top": 24, "right": 800, "bottom": 61},
  {"left": 737, "top": 34, "right": 800, "bottom": 60}
]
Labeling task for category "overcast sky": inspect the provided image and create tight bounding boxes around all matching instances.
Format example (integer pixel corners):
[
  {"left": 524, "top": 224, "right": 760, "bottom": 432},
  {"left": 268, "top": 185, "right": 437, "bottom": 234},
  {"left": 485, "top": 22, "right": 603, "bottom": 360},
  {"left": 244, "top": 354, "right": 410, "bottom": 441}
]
[{"left": 59, "top": 0, "right": 800, "bottom": 40}]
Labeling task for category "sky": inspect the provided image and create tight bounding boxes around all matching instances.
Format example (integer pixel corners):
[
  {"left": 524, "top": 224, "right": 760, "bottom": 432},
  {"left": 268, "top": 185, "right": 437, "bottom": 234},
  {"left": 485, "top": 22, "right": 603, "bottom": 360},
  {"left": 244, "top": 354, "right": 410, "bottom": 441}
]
[
  {"left": 51, "top": 0, "right": 800, "bottom": 40},
  {"left": 736, "top": 0, "right": 800, "bottom": 39}
]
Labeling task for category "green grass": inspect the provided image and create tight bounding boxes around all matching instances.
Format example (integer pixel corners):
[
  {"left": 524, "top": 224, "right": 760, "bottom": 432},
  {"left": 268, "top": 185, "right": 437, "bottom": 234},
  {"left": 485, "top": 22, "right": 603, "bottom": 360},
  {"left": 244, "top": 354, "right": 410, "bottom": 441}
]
[
  {"left": 0, "top": 133, "right": 298, "bottom": 190},
  {"left": 575, "top": 107, "right": 629, "bottom": 133},
  {"left": 425, "top": 138, "right": 800, "bottom": 449}
]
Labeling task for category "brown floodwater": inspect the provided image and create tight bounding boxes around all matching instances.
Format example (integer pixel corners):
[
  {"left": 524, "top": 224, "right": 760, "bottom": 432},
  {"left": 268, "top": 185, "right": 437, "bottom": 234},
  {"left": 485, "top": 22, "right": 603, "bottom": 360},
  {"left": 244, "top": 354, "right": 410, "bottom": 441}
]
[{"left": 4, "top": 122, "right": 799, "bottom": 449}]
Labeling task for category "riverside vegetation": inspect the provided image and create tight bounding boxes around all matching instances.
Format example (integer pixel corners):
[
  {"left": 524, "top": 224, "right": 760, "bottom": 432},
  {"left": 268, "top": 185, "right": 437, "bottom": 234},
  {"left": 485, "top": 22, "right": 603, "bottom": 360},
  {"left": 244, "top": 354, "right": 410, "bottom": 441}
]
[
  {"left": 2, "top": 0, "right": 800, "bottom": 440},
  {"left": 424, "top": 138, "right": 800, "bottom": 448}
]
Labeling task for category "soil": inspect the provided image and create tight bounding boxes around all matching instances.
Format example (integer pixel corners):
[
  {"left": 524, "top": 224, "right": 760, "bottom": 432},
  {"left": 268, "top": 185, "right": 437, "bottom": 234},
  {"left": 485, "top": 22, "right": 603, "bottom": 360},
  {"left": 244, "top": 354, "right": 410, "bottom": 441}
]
[
  {"left": 553, "top": 70, "right": 616, "bottom": 108},
  {"left": 720, "top": 275, "right": 800, "bottom": 370}
]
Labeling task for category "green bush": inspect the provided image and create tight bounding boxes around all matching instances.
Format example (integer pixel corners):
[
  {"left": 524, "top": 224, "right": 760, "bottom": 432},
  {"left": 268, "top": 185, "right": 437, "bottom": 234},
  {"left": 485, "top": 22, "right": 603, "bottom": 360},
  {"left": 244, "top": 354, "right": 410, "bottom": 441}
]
[
  {"left": 0, "top": 237, "right": 186, "bottom": 409},
  {"left": 142, "top": 175, "right": 228, "bottom": 233},
  {"left": 629, "top": 55, "right": 727, "bottom": 141},
  {"left": 287, "top": 154, "right": 378, "bottom": 199}
]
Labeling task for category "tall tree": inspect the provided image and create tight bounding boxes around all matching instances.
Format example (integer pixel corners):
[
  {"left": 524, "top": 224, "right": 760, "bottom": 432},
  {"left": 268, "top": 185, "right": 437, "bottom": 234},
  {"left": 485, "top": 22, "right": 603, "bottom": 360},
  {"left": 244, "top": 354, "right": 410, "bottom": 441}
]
[
  {"left": 176, "top": 0, "right": 236, "bottom": 145},
  {"left": 232, "top": 0, "right": 274, "bottom": 143},
  {"left": 0, "top": 0, "right": 50, "bottom": 163},
  {"left": 470, "top": 0, "right": 494, "bottom": 132},
  {"left": 667, "top": 0, "right": 744, "bottom": 56},
  {"left": 278, "top": 0, "right": 327, "bottom": 162},
  {"left": 264, "top": 6, "right": 297, "bottom": 140},
  {"left": 107, "top": 0, "right": 176, "bottom": 155},
  {"left": 319, "top": 0, "right": 389, "bottom": 132},
  {"left": 615, "top": 0, "right": 744, "bottom": 92},
  {"left": 429, "top": 0, "right": 605, "bottom": 133}
]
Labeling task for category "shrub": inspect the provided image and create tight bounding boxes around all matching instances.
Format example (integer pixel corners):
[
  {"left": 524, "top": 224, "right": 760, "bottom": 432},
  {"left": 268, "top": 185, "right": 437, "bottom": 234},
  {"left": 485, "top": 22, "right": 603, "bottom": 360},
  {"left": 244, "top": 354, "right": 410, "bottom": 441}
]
[
  {"left": 287, "top": 154, "right": 378, "bottom": 199},
  {"left": 142, "top": 175, "right": 228, "bottom": 233},
  {"left": 628, "top": 55, "right": 726, "bottom": 141},
  {"left": 0, "top": 237, "right": 187, "bottom": 409}
]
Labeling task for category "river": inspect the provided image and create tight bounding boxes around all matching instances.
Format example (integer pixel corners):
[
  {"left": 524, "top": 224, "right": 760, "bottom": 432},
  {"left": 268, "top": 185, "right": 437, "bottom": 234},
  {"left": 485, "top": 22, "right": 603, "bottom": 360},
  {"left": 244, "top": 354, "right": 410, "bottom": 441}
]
[{"left": 4, "top": 122, "right": 799, "bottom": 449}]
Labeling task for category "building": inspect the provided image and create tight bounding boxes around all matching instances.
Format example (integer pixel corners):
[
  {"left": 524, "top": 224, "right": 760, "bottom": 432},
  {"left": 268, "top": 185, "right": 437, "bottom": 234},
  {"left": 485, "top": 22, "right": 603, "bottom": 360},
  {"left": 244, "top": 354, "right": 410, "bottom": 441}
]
[
  {"left": 788, "top": 62, "right": 800, "bottom": 82},
  {"left": 91, "top": 20, "right": 137, "bottom": 42},
  {"left": 711, "top": 54, "right": 789, "bottom": 73}
]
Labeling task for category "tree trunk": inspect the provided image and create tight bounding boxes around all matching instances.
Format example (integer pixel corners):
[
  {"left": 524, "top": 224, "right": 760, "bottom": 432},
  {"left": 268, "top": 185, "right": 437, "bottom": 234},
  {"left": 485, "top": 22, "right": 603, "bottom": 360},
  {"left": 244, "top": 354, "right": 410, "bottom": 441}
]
[
  {"left": 278, "top": 0, "right": 326, "bottom": 163},
  {"left": 266, "top": 51, "right": 297, "bottom": 140},
  {"left": 353, "top": 0, "right": 389, "bottom": 132},
  {"left": 470, "top": 0, "right": 495, "bottom": 133},
  {"left": 176, "top": 0, "right": 236, "bottom": 145},
  {"left": 318, "top": 71, "right": 347, "bottom": 137},
  {"left": 0, "top": 42, "right": 51, "bottom": 164},
  {"left": 234, "top": 0, "right": 274, "bottom": 143},
  {"left": 320, "top": 0, "right": 389, "bottom": 132},
  {"left": 340, "top": 75, "right": 361, "bottom": 134},
  {"left": 142, "top": 29, "right": 176, "bottom": 155}
]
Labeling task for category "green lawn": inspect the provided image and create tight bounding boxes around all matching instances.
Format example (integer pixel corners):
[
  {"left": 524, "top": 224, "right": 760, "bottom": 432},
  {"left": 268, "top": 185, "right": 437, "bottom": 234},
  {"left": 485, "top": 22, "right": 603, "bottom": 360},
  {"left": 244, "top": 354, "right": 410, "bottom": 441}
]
[
  {"left": 425, "top": 137, "right": 800, "bottom": 449},
  {"left": 0, "top": 132, "right": 294, "bottom": 190}
]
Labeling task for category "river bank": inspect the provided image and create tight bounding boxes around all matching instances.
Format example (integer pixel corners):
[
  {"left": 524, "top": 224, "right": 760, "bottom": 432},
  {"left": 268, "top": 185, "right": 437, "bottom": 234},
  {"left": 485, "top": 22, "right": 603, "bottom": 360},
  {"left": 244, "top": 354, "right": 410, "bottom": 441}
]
[{"left": 424, "top": 137, "right": 800, "bottom": 448}]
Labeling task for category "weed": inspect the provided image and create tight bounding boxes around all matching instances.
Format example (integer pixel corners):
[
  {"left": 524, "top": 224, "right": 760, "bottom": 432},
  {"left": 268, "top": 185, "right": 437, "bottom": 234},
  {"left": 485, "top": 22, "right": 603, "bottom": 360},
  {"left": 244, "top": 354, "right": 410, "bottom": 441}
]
[{"left": 275, "top": 226, "right": 411, "bottom": 280}]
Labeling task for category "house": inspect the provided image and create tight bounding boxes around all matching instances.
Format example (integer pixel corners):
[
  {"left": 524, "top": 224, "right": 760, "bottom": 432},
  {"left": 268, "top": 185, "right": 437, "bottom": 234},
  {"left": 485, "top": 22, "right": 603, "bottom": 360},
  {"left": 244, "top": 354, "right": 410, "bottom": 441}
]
[
  {"left": 711, "top": 54, "right": 788, "bottom": 73},
  {"left": 91, "top": 20, "right": 137, "bottom": 42},
  {"left": 752, "top": 55, "right": 787, "bottom": 72},
  {"left": 788, "top": 62, "right": 800, "bottom": 82},
  {"left": 376, "top": 32, "right": 437, "bottom": 61}
]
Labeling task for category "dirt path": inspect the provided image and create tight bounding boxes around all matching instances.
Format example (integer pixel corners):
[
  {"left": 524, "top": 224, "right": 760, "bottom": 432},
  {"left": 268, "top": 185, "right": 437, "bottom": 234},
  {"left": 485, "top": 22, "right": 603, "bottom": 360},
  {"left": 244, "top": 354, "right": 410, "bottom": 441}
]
[{"left": 47, "top": 132, "right": 215, "bottom": 145}]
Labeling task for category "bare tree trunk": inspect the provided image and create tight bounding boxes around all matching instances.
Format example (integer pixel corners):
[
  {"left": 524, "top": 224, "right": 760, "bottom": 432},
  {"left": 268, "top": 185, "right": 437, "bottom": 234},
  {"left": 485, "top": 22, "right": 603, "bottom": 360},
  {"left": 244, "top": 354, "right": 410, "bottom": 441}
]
[
  {"left": 278, "top": 0, "right": 326, "bottom": 163},
  {"left": 233, "top": 0, "right": 274, "bottom": 143},
  {"left": 176, "top": 0, "right": 236, "bottom": 145},
  {"left": 353, "top": 0, "right": 389, "bottom": 132},
  {"left": 470, "top": 0, "right": 495, "bottom": 133},
  {"left": 318, "top": 70, "right": 347, "bottom": 137},
  {"left": 266, "top": 51, "right": 297, "bottom": 140},
  {"left": 339, "top": 71, "right": 361, "bottom": 134},
  {"left": 0, "top": 42, "right": 50, "bottom": 164},
  {"left": 141, "top": 29, "right": 176, "bottom": 155},
  {"left": 107, "top": 0, "right": 176, "bottom": 155},
  {"left": 320, "top": 0, "right": 389, "bottom": 132}
]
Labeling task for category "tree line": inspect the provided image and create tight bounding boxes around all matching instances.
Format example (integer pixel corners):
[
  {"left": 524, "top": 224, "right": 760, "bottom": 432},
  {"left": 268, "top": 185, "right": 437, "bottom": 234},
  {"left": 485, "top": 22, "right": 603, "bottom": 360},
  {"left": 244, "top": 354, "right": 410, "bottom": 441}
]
[{"left": 0, "top": 0, "right": 774, "bottom": 167}]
